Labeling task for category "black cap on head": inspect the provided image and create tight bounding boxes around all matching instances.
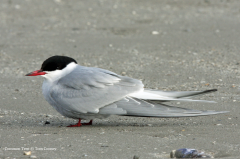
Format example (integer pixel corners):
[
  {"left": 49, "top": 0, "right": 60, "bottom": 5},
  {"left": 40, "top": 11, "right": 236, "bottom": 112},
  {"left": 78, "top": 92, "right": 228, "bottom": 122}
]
[{"left": 41, "top": 55, "right": 77, "bottom": 71}]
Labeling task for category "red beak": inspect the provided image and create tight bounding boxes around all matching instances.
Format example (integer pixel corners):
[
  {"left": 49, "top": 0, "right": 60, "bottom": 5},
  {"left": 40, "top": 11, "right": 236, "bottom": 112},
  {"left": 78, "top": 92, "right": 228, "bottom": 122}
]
[{"left": 25, "top": 70, "right": 46, "bottom": 76}]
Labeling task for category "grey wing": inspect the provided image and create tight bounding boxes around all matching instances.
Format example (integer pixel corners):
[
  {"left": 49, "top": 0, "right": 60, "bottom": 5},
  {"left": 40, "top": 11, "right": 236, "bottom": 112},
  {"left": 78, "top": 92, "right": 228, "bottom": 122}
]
[
  {"left": 144, "top": 89, "right": 217, "bottom": 99},
  {"left": 129, "top": 89, "right": 218, "bottom": 103},
  {"left": 50, "top": 66, "right": 143, "bottom": 114},
  {"left": 99, "top": 97, "right": 228, "bottom": 117}
]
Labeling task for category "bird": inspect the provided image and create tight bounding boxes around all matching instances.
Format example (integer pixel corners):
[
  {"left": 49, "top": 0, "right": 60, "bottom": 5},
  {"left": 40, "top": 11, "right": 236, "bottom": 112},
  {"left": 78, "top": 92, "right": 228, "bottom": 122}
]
[{"left": 26, "top": 55, "right": 228, "bottom": 127}]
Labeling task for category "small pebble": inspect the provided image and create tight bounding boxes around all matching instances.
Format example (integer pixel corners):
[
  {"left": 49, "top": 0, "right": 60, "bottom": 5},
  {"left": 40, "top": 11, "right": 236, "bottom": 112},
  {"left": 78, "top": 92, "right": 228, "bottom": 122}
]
[
  {"left": 45, "top": 121, "right": 50, "bottom": 125},
  {"left": 23, "top": 151, "right": 31, "bottom": 156},
  {"left": 15, "top": 5, "right": 20, "bottom": 9},
  {"left": 133, "top": 155, "right": 139, "bottom": 159},
  {"left": 152, "top": 31, "right": 159, "bottom": 35}
]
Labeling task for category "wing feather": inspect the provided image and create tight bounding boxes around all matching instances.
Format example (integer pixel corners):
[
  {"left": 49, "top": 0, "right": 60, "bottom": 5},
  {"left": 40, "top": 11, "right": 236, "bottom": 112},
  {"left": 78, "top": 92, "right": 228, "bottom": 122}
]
[
  {"left": 50, "top": 66, "right": 143, "bottom": 114},
  {"left": 111, "top": 97, "right": 228, "bottom": 117}
]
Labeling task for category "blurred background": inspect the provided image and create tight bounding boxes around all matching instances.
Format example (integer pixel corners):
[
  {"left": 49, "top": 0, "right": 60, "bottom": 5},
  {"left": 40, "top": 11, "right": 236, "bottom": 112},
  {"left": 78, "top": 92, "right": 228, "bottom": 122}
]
[{"left": 0, "top": 0, "right": 240, "bottom": 158}]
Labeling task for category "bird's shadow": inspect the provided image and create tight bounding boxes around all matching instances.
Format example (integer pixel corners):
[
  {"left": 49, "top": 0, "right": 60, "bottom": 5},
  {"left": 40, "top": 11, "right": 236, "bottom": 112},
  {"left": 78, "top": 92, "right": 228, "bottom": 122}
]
[
  {"left": 0, "top": 113, "right": 172, "bottom": 129},
  {"left": 0, "top": 111, "right": 219, "bottom": 131}
]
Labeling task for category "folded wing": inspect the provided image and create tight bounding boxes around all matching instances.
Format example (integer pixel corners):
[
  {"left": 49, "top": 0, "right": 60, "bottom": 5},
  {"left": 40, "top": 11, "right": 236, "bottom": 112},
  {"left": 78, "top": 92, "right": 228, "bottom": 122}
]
[
  {"left": 99, "top": 97, "right": 228, "bottom": 117},
  {"left": 50, "top": 66, "right": 143, "bottom": 113}
]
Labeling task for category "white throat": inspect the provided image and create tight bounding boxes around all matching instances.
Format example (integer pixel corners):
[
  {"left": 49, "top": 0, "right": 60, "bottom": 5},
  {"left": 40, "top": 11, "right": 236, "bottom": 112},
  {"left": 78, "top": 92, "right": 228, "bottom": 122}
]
[{"left": 41, "top": 62, "right": 77, "bottom": 82}]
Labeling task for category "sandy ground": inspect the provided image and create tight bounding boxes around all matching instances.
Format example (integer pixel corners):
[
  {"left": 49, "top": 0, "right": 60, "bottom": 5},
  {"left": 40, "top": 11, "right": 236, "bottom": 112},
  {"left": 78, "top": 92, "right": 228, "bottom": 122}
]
[{"left": 0, "top": 0, "right": 240, "bottom": 158}]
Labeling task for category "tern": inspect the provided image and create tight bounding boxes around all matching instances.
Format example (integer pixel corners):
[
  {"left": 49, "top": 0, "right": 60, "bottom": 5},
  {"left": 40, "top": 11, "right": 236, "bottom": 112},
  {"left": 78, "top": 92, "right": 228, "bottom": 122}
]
[{"left": 26, "top": 55, "right": 227, "bottom": 127}]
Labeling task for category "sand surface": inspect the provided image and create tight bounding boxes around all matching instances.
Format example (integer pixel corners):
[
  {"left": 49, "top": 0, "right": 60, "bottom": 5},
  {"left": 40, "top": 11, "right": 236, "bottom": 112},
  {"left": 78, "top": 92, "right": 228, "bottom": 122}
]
[{"left": 0, "top": 0, "right": 240, "bottom": 158}]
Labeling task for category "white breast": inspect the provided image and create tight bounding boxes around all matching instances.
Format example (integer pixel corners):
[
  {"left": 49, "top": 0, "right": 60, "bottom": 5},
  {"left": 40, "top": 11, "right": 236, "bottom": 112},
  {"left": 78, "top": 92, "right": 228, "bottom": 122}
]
[{"left": 42, "top": 79, "right": 58, "bottom": 110}]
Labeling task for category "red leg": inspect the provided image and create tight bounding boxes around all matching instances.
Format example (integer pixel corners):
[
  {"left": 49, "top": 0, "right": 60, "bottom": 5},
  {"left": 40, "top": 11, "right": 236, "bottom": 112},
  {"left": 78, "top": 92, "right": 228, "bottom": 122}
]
[
  {"left": 67, "top": 119, "right": 93, "bottom": 127},
  {"left": 67, "top": 119, "right": 82, "bottom": 127},
  {"left": 82, "top": 120, "right": 93, "bottom": 125}
]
